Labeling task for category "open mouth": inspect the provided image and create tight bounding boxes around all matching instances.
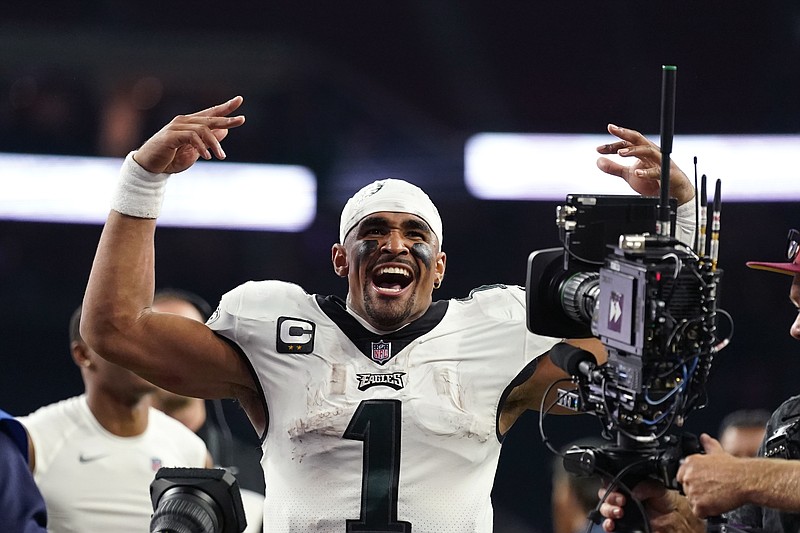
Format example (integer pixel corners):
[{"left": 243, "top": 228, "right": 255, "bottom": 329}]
[{"left": 371, "top": 265, "right": 414, "bottom": 294}]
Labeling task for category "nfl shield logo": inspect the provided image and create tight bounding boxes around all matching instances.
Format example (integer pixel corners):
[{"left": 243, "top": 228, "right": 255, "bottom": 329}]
[{"left": 371, "top": 341, "right": 392, "bottom": 364}]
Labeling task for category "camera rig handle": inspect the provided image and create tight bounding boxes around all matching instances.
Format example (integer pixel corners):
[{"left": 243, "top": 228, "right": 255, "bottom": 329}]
[{"left": 563, "top": 433, "right": 700, "bottom": 532}]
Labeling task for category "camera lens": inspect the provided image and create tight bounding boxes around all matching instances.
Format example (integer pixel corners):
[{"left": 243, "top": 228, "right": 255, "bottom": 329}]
[
  {"left": 150, "top": 487, "right": 221, "bottom": 533},
  {"left": 561, "top": 271, "right": 600, "bottom": 325}
]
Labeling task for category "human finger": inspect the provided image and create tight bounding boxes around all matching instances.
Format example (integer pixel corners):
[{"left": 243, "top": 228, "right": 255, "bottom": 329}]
[
  {"left": 191, "top": 95, "right": 245, "bottom": 118},
  {"left": 184, "top": 96, "right": 246, "bottom": 158},
  {"left": 599, "top": 488, "right": 627, "bottom": 508},
  {"left": 182, "top": 129, "right": 213, "bottom": 161},
  {"left": 212, "top": 122, "right": 241, "bottom": 145},
  {"left": 700, "top": 433, "right": 725, "bottom": 454},
  {"left": 675, "top": 453, "right": 695, "bottom": 486},
  {"left": 192, "top": 120, "right": 233, "bottom": 160},
  {"left": 596, "top": 139, "right": 632, "bottom": 155},
  {"left": 169, "top": 117, "right": 244, "bottom": 160},
  {"left": 675, "top": 456, "right": 704, "bottom": 497},
  {"left": 615, "top": 143, "right": 662, "bottom": 163},
  {"left": 138, "top": 128, "right": 211, "bottom": 173},
  {"left": 676, "top": 463, "right": 686, "bottom": 486},
  {"left": 599, "top": 500, "right": 625, "bottom": 519},
  {"left": 631, "top": 166, "right": 661, "bottom": 181},
  {"left": 159, "top": 124, "right": 215, "bottom": 162},
  {"left": 596, "top": 156, "right": 627, "bottom": 179},
  {"left": 607, "top": 123, "right": 656, "bottom": 148},
  {"left": 597, "top": 487, "right": 626, "bottom": 528}
]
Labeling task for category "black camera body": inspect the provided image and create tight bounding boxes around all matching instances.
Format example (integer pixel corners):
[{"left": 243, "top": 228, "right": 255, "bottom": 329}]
[
  {"left": 581, "top": 236, "right": 719, "bottom": 441},
  {"left": 528, "top": 194, "right": 722, "bottom": 442}
]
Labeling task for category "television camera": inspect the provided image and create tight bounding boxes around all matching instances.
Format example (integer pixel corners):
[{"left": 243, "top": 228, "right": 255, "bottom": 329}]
[{"left": 526, "top": 66, "right": 732, "bottom": 532}]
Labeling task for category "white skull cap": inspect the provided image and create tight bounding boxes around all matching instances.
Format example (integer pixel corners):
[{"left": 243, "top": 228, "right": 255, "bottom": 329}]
[{"left": 339, "top": 179, "right": 443, "bottom": 246}]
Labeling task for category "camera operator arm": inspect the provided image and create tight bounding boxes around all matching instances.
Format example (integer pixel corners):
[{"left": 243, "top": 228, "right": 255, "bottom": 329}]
[{"left": 678, "top": 434, "right": 800, "bottom": 518}]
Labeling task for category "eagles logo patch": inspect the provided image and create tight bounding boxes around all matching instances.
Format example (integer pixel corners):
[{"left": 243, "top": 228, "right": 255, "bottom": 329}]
[{"left": 357, "top": 372, "right": 406, "bottom": 391}]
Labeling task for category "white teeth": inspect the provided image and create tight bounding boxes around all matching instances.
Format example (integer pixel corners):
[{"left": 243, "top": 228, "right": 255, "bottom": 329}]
[
  {"left": 380, "top": 286, "right": 403, "bottom": 293},
  {"left": 376, "top": 266, "right": 411, "bottom": 277}
]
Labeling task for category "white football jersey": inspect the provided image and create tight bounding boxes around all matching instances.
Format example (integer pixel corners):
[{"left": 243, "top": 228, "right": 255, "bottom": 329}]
[
  {"left": 208, "top": 281, "right": 559, "bottom": 533},
  {"left": 19, "top": 395, "right": 207, "bottom": 533}
]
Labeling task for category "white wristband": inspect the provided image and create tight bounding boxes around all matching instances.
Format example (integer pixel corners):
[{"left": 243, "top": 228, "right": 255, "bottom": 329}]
[
  {"left": 110, "top": 151, "right": 170, "bottom": 219},
  {"left": 675, "top": 197, "right": 697, "bottom": 247}
]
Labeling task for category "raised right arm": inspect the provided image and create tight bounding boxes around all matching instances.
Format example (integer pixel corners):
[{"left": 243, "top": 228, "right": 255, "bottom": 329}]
[{"left": 81, "top": 97, "right": 259, "bottom": 412}]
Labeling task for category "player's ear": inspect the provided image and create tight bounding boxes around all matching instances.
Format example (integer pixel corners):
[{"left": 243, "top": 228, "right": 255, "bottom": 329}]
[
  {"left": 332, "top": 243, "right": 349, "bottom": 277},
  {"left": 432, "top": 251, "right": 447, "bottom": 288},
  {"left": 71, "top": 341, "right": 92, "bottom": 369}
]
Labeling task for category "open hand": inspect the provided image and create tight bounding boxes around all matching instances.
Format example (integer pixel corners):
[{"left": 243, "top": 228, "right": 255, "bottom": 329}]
[{"left": 596, "top": 123, "right": 694, "bottom": 205}]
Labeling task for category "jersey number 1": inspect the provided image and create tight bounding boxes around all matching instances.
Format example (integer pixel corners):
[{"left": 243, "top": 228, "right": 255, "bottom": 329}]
[{"left": 343, "top": 399, "right": 412, "bottom": 532}]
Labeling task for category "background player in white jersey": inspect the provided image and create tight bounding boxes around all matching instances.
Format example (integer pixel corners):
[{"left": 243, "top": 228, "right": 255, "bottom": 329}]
[
  {"left": 80, "top": 96, "right": 696, "bottom": 532},
  {"left": 19, "top": 305, "right": 210, "bottom": 533}
]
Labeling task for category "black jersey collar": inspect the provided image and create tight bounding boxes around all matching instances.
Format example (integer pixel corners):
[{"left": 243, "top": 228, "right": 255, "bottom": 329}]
[{"left": 316, "top": 295, "right": 448, "bottom": 365}]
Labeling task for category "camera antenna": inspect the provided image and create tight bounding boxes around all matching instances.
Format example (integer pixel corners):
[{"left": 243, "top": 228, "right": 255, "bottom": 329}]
[
  {"left": 693, "top": 157, "right": 699, "bottom": 250},
  {"left": 698, "top": 174, "right": 708, "bottom": 256},
  {"left": 711, "top": 178, "right": 722, "bottom": 270},
  {"left": 657, "top": 65, "right": 677, "bottom": 237}
]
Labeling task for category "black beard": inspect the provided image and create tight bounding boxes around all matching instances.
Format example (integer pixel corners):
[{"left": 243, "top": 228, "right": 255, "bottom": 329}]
[{"left": 362, "top": 286, "right": 418, "bottom": 330}]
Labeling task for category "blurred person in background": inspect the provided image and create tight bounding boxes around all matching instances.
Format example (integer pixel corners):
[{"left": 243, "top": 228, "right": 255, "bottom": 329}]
[
  {"left": 717, "top": 408, "right": 770, "bottom": 458},
  {"left": 18, "top": 304, "right": 209, "bottom": 533}
]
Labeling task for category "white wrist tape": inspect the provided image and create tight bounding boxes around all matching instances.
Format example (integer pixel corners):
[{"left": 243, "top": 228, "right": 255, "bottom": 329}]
[
  {"left": 676, "top": 198, "right": 696, "bottom": 221},
  {"left": 675, "top": 197, "right": 697, "bottom": 247},
  {"left": 110, "top": 151, "right": 170, "bottom": 219}
]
